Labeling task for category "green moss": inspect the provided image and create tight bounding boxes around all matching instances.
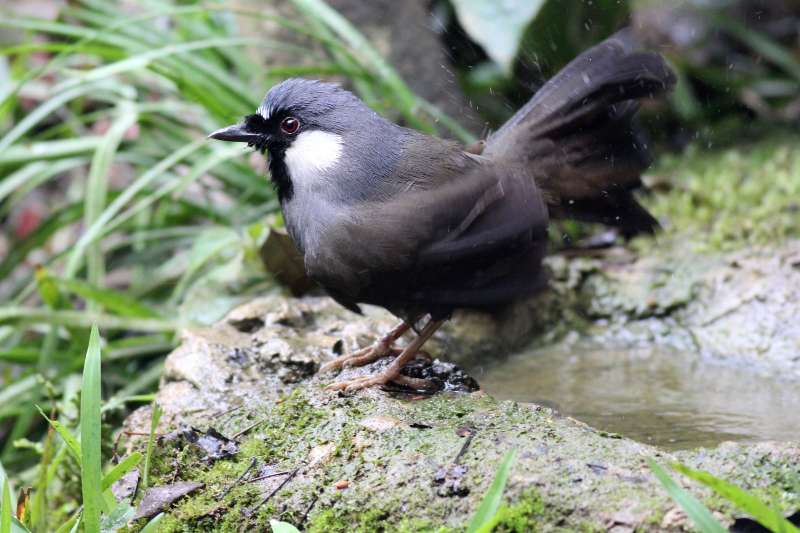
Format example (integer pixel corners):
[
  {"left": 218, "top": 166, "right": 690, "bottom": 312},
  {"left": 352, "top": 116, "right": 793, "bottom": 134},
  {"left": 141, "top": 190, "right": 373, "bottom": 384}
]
[
  {"left": 490, "top": 488, "right": 602, "bottom": 533},
  {"left": 640, "top": 136, "right": 800, "bottom": 251},
  {"left": 492, "top": 489, "right": 548, "bottom": 532},
  {"left": 121, "top": 388, "right": 334, "bottom": 532},
  {"left": 306, "top": 507, "right": 446, "bottom": 533}
]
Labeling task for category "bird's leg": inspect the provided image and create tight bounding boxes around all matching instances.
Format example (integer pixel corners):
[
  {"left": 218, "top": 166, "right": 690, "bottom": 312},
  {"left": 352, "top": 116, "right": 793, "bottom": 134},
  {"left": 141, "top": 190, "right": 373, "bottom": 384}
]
[
  {"left": 319, "top": 321, "right": 411, "bottom": 373},
  {"left": 325, "top": 318, "right": 446, "bottom": 392}
]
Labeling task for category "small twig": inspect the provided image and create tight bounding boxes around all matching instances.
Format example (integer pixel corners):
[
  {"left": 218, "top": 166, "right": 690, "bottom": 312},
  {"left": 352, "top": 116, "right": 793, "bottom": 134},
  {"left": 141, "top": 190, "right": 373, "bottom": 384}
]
[
  {"left": 699, "top": 293, "right": 759, "bottom": 327},
  {"left": 299, "top": 493, "right": 320, "bottom": 527},
  {"left": 219, "top": 405, "right": 244, "bottom": 425},
  {"left": 232, "top": 417, "right": 268, "bottom": 439},
  {"left": 454, "top": 428, "right": 476, "bottom": 464},
  {"left": 246, "top": 470, "right": 291, "bottom": 484},
  {"left": 245, "top": 466, "right": 301, "bottom": 516},
  {"left": 218, "top": 457, "right": 257, "bottom": 499},
  {"left": 111, "top": 430, "right": 125, "bottom": 461},
  {"left": 123, "top": 431, "right": 161, "bottom": 437}
]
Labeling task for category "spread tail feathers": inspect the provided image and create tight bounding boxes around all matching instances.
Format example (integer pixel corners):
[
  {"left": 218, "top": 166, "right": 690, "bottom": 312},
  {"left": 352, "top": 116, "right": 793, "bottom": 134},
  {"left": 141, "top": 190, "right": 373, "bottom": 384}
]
[{"left": 485, "top": 29, "right": 676, "bottom": 236}]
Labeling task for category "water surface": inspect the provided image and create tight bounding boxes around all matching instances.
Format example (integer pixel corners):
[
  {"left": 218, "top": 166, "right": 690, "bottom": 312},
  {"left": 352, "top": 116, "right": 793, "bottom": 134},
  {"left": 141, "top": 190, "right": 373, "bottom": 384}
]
[{"left": 471, "top": 342, "right": 800, "bottom": 450}]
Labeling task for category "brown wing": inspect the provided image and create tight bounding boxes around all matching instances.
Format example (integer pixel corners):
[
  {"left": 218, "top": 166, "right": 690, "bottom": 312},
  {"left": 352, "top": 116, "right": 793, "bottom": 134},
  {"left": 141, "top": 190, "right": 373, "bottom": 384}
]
[
  {"left": 304, "top": 160, "right": 548, "bottom": 315},
  {"left": 485, "top": 30, "right": 675, "bottom": 236}
]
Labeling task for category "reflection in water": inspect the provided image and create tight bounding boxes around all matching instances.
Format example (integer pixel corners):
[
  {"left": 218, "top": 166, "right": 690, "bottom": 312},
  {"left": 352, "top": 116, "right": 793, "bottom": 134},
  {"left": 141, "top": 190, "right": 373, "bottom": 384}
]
[{"left": 470, "top": 343, "right": 800, "bottom": 450}]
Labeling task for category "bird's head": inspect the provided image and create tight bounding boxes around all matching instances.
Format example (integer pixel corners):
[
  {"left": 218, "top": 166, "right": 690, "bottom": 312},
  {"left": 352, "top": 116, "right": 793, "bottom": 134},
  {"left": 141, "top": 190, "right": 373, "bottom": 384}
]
[{"left": 209, "top": 78, "right": 390, "bottom": 200}]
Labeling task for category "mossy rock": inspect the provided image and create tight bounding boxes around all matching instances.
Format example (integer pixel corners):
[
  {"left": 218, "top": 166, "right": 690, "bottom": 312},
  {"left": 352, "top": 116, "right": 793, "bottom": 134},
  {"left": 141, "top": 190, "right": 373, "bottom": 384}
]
[{"left": 121, "top": 296, "right": 799, "bottom": 532}]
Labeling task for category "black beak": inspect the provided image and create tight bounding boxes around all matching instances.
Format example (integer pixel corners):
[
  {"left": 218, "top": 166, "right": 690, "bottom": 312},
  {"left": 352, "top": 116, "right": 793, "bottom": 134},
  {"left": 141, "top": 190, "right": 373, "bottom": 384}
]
[{"left": 207, "top": 123, "right": 262, "bottom": 143}]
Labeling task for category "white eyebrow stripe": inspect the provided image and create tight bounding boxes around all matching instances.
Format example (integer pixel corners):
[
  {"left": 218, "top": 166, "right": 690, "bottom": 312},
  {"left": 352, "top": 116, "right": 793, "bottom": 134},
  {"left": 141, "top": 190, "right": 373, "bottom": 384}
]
[{"left": 257, "top": 103, "right": 272, "bottom": 119}]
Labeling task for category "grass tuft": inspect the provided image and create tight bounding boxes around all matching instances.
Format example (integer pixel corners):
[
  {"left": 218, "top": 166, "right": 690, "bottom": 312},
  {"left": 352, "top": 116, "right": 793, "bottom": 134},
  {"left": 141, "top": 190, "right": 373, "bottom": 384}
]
[
  {"left": 466, "top": 449, "right": 518, "bottom": 533},
  {"left": 79, "top": 326, "right": 103, "bottom": 533}
]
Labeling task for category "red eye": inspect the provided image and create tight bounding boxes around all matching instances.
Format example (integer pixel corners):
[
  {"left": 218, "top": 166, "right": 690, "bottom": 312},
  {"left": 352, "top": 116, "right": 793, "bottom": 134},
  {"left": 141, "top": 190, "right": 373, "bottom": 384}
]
[{"left": 280, "top": 117, "right": 300, "bottom": 134}]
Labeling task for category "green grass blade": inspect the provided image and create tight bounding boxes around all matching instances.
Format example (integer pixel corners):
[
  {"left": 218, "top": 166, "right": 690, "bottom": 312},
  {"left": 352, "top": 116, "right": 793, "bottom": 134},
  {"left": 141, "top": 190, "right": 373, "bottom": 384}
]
[
  {"left": 53, "top": 37, "right": 258, "bottom": 93},
  {"left": 672, "top": 463, "right": 800, "bottom": 533},
  {"left": 0, "top": 137, "right": 104, "bottom": 166},
  {"left": 289, "top": 0, "right": 471, "bottom": 140},
  {"left": 10, "top": 518, "right": 31, "bottom": 533},
  {"left": 648, "top": 460, "right": 727, "bottom": 533},
  {"left": 53, "top": 512, "right": 79, "bottom": 533},
  {"left": 101, "top": 452, "right": 142, "bottom": 492},
  {"left": 0, "top": 377, "right": 37, "bottom": 416},
  {"left": 0, "top": 460, "right": 15, "bottom": 511},
  {"left": 35, "top": 406, "right": 81, "bottom": 464},
  {"left": 169, "top": 227, "right": 239, "bottom": 305},
  {"left": 0, "top": 158, "right": 88, "bottom": 217},
  {"left": 96, "top": 147, "right": 247, "bottom": 241},
  {"left": 105, "top": 335, "right": 173, "bottom": 361},
  {"left": 139, "top": 513, "right": 164, "bottom": 533},
  {"left": 69, "top": 140, "right": 205, "bottom": 264},
  {"left": 67, "top": 102, "right": 139, "bottom": 287},
  {"left": 0, "top": 203, "right": 83, "bottom": 282},
  {"left": 31, "top": 413, "right": 57, "bottom": 533},
  {"left": 0, "top": 163, "right": 47, "bottom": 204},
  {"left": 467, "top": 449, "right": 517, "bottom": 533},
  {"left": 1, "top": 475, "right": 11, "bottom": 533},
  {"left": 80, "top": 326, "right": 103, "bottom": 533},
  {"left": 715, "top": 16, "right": 800, "bottom": 82},
  {"left": 0, "top": 17, "right": 131, "bottom": 48},
  {"left": 142, "top": 402, "right": 162, "bottom": 489},
  {"left": 54, "top": 278, "right": 161, "bottom": 318},
  {"left": 270, "top": 520, "right": 301, "bottom": 533},
  {"left": 0, "top": 347, "right": 39, "bottom": 365},
  {"left": 0, "top": 307, "right": 178, "bottom": 332},
  {"left": 290, "top": 0, "right": 416, "bottom": 109},
  {"left": 0, "top": 80, "right": 120, "bottom": 153},
  {"left": 417, "top": 99, "right": 476, "bottom": 143},
  {"left": 4, "top": 459, "right": 32, "bottom": 532}
]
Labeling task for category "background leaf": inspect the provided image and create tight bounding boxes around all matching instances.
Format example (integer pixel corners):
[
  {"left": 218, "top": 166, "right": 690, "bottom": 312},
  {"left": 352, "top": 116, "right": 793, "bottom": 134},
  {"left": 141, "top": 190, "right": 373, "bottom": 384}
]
[{"left": 451, "top": 0, "right": 545, "bottom": 73}]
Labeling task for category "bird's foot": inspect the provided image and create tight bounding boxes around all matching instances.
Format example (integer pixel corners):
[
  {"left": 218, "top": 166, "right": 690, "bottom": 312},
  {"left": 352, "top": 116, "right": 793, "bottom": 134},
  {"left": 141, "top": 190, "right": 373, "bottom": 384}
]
[
  {"left": 319, "top": 321, "right": 412, "bottom": 373},
  {"left": 319, "top": 343, "right": 401, "bottom": 373},
  {"left": 319, "top": 344, "right": 431, "bottom": 379},
  {"left": 324, "top": 367, "right": 436, "bottom": 393},
  {"left": 323, "top": 318, "right": 445, "bottom": 393}
]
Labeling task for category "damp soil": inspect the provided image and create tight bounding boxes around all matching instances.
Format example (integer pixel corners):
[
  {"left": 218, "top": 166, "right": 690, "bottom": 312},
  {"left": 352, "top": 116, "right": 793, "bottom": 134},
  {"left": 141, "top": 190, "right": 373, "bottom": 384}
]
[{"left": 472, "top": 341, "right": 800, "bottom": 450}]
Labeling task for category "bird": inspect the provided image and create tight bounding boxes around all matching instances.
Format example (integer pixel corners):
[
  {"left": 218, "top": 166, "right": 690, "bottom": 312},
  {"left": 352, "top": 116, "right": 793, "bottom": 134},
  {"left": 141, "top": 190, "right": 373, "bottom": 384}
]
[{"left": 209, "top": 31, "right": 675, "bottom": 392}]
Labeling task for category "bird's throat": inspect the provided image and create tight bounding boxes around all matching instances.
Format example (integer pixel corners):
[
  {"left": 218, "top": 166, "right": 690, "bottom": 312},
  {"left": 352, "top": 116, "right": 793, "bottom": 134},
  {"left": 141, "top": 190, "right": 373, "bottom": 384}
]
[{"left": 283, "top": 130, "right": 344, "bottom": 190}]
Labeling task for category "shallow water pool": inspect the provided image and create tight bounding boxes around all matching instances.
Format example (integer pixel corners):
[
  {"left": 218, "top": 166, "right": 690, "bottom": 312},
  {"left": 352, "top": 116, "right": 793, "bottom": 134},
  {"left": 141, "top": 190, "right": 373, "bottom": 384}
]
[{"left": 469, "top": 342, "right": 800, "bottom": 450}]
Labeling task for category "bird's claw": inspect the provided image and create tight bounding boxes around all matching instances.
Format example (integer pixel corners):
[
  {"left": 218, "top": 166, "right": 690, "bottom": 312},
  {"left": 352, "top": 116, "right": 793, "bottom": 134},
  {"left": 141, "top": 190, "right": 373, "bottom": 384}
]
[
  {"left": 324, "top": 369, "right": 438, "bottom": 393},
  {"left": 318, "top": 343, "right": 401, "bottom": 373},
  {"left": 324, "top": 372, "right": 395, "bottom": 393}
]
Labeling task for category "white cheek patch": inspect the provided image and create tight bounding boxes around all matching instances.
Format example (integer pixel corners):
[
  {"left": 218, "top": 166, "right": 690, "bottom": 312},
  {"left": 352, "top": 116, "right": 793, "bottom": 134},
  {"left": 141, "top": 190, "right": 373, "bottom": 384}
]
[{"left": 284, "top": 130, "right": 344, "bottom": 187}]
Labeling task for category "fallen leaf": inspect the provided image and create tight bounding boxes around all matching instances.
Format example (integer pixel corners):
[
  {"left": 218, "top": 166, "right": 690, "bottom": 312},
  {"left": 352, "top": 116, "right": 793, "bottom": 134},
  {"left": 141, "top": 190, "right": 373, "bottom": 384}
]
[
  {"left": 307, "top": 443, "right": 336, "bottom": 468},
  {"left": 259, "top": 228, "right": 315, "bottom": 296},
  {"left": 133, "top": 481, "right": 203, "bottom": 520},
  {"left": 184, "top": 427, "right": 239, "bottom": 461},
  {"left": 359, "top": 415, "right": 405, "bottom": 433},
  {"left": 112, "top": 469, "right": 140, "bottom": 501}
]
